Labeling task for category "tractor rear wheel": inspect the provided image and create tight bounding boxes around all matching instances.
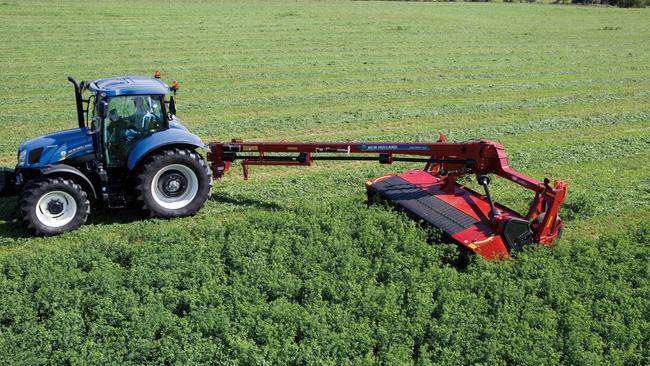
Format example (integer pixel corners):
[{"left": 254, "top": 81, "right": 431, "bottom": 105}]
[
  {"left": 18, "top": 177, "right": 90, "bottom": 235},
  {"left": 135, "top": 148, "right": 212, "bottom": 218}
]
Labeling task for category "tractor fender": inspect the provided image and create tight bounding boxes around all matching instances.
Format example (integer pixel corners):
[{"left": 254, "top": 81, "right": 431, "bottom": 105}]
[
  {"left": 127, "top": 128, "right": 204, "bottom": 171},
  {"left": 30, "top": 164, "right": 98, "bottom": 199}
]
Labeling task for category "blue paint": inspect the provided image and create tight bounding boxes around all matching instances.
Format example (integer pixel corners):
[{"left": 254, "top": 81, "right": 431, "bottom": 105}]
[
  {"left": 19, "top": 128, "right": 94, "bottom": 168},
  {"left": 89, "top": 76, "right": 170, "bottom": 97},
  {"left": 127, "top": 121, "right": 204, "bottom": 170},
  {"left": 15, "top": 76, "right": 200, "bottom": 173}
]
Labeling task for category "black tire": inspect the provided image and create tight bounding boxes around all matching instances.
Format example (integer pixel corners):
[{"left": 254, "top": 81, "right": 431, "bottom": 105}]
[
  {"left": 135, "top": 148, "right": 212, "bottom": 218},
  {"left": 18, "top": 177, "right": 90, "bottom": 235}
]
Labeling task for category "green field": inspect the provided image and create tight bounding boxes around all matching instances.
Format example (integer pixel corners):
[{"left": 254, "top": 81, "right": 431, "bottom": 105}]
[{"left": 1, "top": 1, "right": 649, "bottom": 364}]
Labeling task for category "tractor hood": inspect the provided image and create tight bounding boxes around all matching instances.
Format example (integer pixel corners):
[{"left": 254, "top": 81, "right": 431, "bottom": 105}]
[{"left": 18, "top": 127, "right": 94, "bottom": 168}]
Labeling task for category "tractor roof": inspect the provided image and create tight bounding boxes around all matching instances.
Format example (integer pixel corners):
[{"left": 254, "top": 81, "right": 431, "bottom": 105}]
[{"left": 89, "top": 76, "right": 170, "bottom": 97}]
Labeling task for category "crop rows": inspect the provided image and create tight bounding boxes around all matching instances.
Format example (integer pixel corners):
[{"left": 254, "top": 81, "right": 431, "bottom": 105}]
[{"left": 0, "top": 1, "right": 649, "bottom": 364}]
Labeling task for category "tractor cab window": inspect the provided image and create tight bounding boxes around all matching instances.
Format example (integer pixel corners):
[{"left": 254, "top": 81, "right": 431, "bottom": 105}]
[{"left": 103, "top": 95, "right": 165, "bottom": 167}]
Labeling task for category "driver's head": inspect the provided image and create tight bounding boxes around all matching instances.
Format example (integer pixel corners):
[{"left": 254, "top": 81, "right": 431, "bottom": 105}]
[
  {"left": 133, "top": 96, "right": 146, "bottom": 112},
  {"left": 108, "top": 109, "right": 119, "bottom": 123}
]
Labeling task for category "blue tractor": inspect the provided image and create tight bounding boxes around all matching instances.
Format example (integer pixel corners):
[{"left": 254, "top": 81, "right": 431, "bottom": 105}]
[{"left": 0, "top": 75, "right": 212, "bottom": 235}]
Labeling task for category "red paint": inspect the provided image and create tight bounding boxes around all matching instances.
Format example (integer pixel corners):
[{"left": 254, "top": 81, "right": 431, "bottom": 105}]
[{"left": 207, "top": 139, "right": 568, "bottom": 260}]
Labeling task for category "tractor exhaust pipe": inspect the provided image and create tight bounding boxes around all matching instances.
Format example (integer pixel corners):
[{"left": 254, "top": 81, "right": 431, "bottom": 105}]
[{"left": 68, "top": 76, "right": 85, "bottom": 129}]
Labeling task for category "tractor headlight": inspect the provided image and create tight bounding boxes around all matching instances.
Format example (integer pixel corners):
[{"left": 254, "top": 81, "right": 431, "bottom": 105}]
[{"left": 17, "top": 150, "right": 26, "bottom": 166}]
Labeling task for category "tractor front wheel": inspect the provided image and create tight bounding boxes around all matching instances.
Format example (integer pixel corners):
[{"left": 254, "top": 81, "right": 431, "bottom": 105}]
[
  {"left": 18, "top": 177, "right": 90, "bottom": 235},
  {"left": 135, "top": 148, "right": 212, "bottom": 218}
]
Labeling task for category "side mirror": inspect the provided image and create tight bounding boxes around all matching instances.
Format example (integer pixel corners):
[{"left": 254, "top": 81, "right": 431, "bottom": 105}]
[
  {"left": 98, "top": 101, "right": 109, "bottom": 119},
  {"left": 169, "top": 96, "right": 177, "bottom": 116}
]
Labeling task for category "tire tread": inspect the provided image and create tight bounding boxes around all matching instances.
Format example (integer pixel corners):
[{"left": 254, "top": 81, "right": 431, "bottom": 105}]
[
  {"left": 18, "top": 177, "right": 90, "bottom": 235},
  {"left": 134, "top": 148, "right": 212, "bottom": 218}
]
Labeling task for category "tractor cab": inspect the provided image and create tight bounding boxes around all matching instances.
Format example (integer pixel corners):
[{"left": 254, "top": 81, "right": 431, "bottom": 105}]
[
  {"left": 13, "top": 75, "right": 182, "bottom": 171},
  {"left": 88, "top": 76, "right": 174, "bottom": 167}
]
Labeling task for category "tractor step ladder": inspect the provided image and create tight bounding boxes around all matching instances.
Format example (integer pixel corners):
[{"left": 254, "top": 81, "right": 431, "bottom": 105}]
[{"left": 108, "top": 193, "right": 126, "bottom": 208}]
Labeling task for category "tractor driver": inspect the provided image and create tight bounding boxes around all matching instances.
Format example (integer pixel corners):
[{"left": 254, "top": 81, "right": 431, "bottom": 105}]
[
  {"left": 127, "top": 96, "right": 160, "bottom": 132},
  {"left": 105, "top": 108, "right": 141, "bottom": 166},
  {"left": 128, "top": 96, "right": 148, "bottom": 129},
  {"left": 104, "top": 96, "right": 164, "bottom": 166},
  {"left": 107, "top": 108, "right": 140, "bottom": 143}
]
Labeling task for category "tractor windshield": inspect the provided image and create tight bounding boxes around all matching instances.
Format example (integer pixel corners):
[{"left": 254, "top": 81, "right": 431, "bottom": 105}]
[
  {"left": 103, "top": 95, "right": 165, "bottom": 166},
  {"left": 106, "top": 95, "right": 164, "bottom": 130}
]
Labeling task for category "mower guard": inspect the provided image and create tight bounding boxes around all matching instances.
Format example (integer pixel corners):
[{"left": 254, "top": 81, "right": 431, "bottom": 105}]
[{"left": 367, "top": 170, "right": 531, "bottom": 259}]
